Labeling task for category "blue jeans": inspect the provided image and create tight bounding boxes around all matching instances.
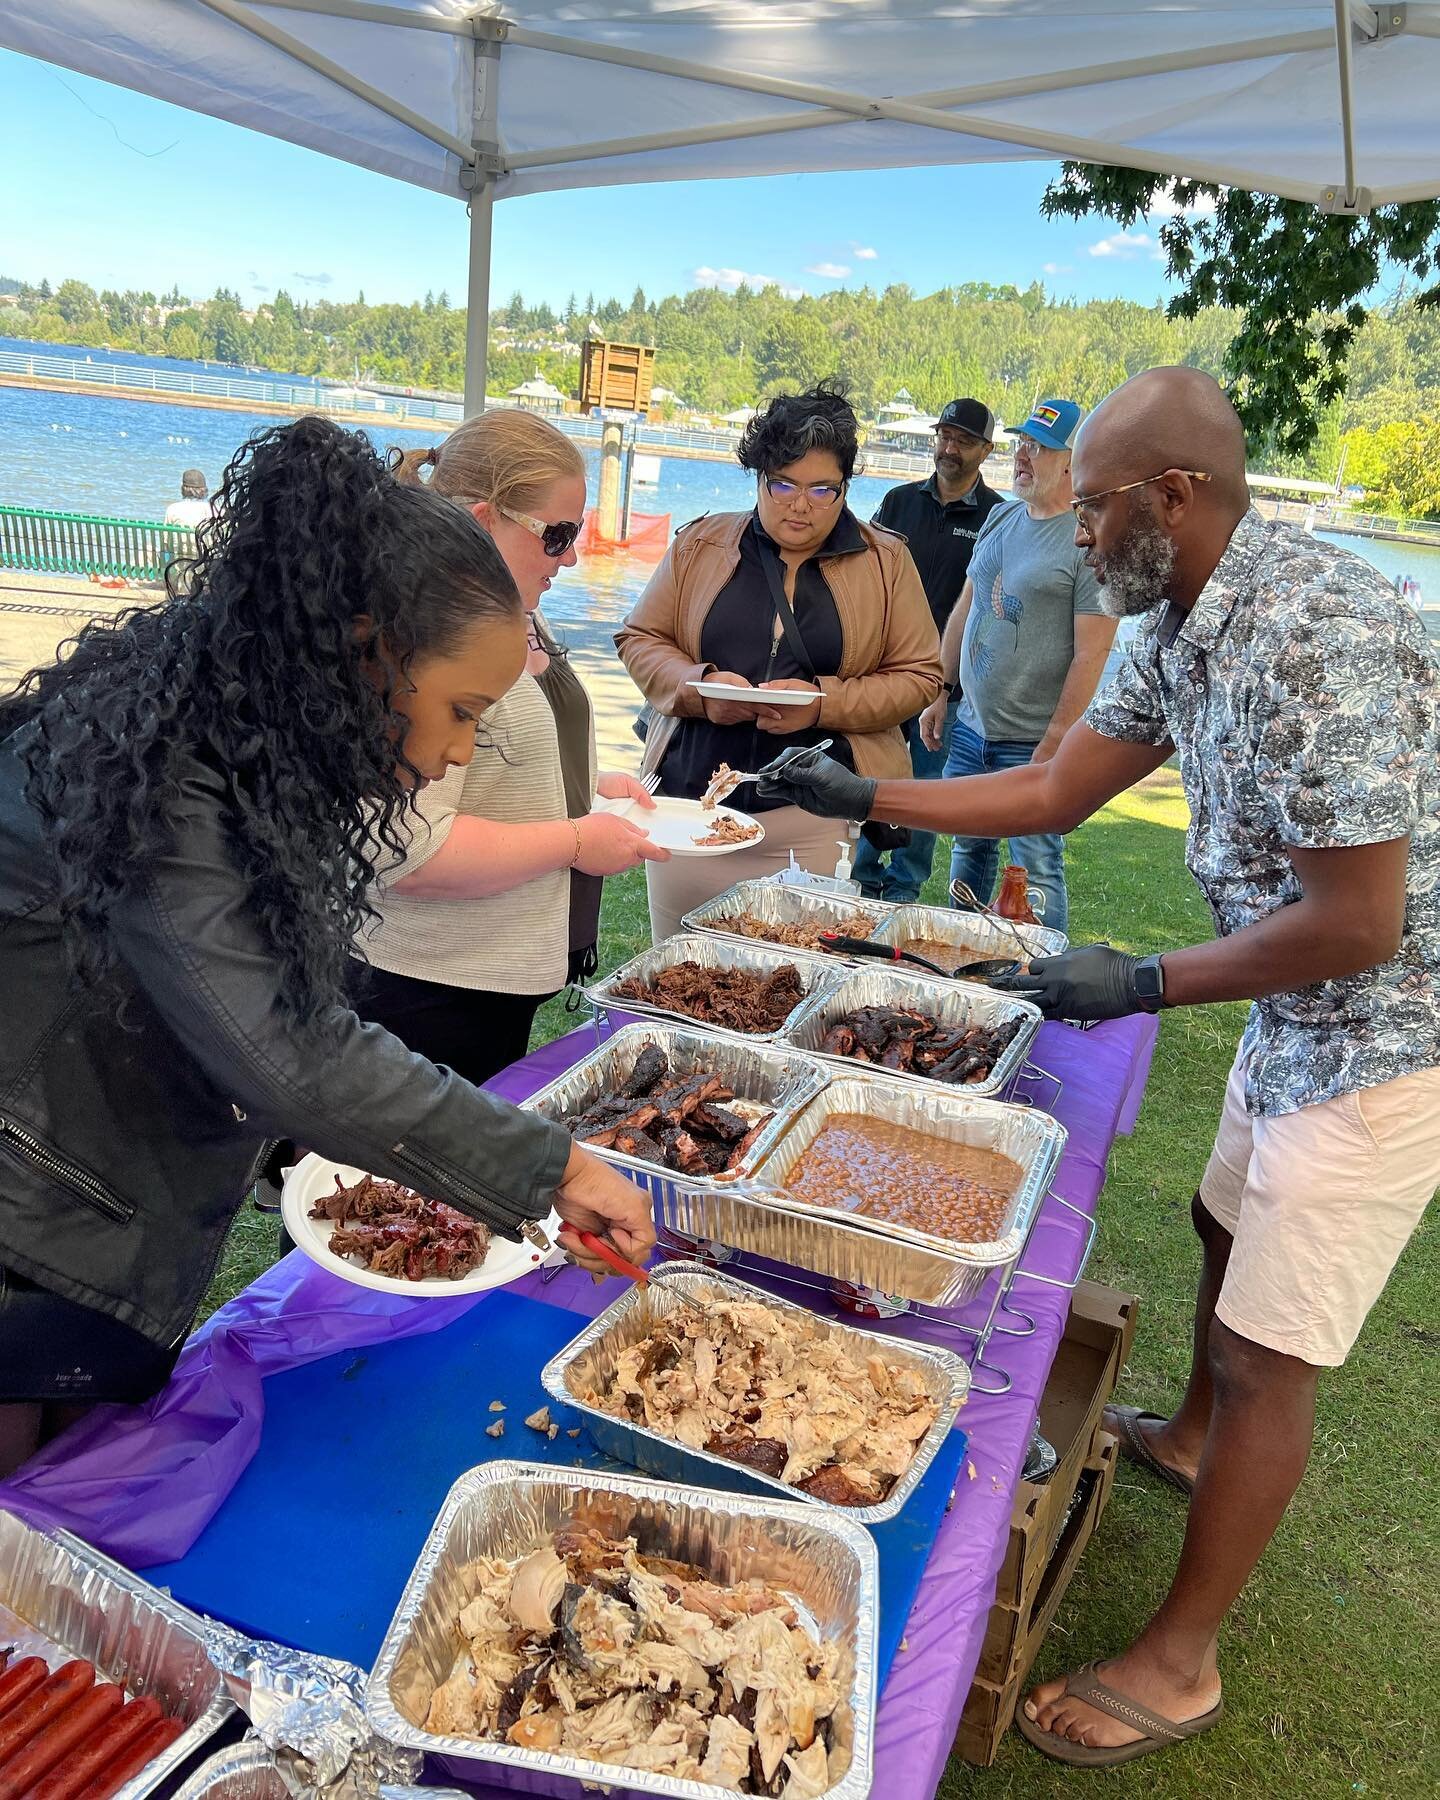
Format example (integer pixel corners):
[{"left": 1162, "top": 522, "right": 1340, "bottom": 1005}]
[
  {"left": 853, "top": 706, "right": 956, "bottom": 903},
  {"left": 943, "top": 717, "right": 1069, "bottom": 934}
]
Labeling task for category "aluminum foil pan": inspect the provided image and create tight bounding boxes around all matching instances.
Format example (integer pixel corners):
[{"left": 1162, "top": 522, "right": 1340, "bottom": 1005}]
[
  {"left": 588, "top": 932, "right": 846, "bottom": 1043},
  {"left": 664, "top": 1085, "right": 1066, "bottom": 1307},
  {"left": 520, "top": 1023, "right": 831, "bottom": 1212},
  {"left": 870, "top": 902, "right": 1068, "bottom": 971},
  {"left": 540, "top": 1261, "right": 969, "bottom": 1525},
  {"left": 364, "top": 1461, "right": 877, "bottom": 1800},
  {"left": 0, "top": 1507, "right": 233, "bottom": 1799},
  {"left": 778, "top": 962, "right": 1043, "bottom": 1099},
  {"left": 682, "top": 880, "right": 889, "bottom": 960},
  {"left": 171, "top": 1743, "right": 288, "bottom": 1800}
]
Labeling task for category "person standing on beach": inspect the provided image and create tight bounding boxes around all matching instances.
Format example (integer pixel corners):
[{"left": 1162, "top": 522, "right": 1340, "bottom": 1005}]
[
  {"left": 917, "top": 399, "right": 1115, "bottom": 932},
  {"left": 853, "top": 397, "right": 1006, "bottom": 903}
]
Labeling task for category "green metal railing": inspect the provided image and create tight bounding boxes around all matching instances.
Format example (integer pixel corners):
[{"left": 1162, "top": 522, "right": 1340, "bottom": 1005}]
[{"left": 0, "top": 506, "right": 196, "bottom": 582}]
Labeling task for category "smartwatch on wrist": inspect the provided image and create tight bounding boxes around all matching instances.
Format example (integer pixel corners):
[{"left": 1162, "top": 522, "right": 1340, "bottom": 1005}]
[{"left": 1132, "top": 954, "right": 1166, "bottom": 1013}]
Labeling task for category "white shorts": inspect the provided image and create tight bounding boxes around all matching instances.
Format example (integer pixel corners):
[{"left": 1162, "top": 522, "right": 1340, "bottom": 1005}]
[{"left": 1198, "top": 1048, "right": 1440, "bottom": 1367}]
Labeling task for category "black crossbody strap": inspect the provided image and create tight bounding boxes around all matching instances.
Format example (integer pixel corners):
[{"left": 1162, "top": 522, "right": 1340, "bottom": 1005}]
[{"left": 757, "top": 538, "right": 820, "bottom": 685}]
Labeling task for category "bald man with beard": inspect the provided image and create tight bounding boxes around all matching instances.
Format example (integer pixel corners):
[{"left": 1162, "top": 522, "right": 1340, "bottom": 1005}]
[{"left": 752, "top": 367, "right": 1440, "bottom": 1768}]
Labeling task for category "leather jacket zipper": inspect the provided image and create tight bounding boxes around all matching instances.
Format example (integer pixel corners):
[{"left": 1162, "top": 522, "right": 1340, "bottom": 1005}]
[
  {"left": 390, "top": 1142, "right": 550, "bottom": 1251},
  {"left": 0, "top": 1113, "right": 136, "bottom": 1225}
]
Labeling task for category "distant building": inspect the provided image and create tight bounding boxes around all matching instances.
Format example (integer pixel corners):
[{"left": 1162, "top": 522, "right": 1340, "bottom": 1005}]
[{"left": 507, "top": 370, "right": 567, "bottom": 414}]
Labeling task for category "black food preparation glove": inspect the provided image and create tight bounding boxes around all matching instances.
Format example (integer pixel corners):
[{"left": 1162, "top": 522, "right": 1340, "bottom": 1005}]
[
  {"left": 753, "top": 745, "right": 877, "bottom": 820},
  {"left": 991, "top": 946, "right": 1163, "bottom": 1022}
]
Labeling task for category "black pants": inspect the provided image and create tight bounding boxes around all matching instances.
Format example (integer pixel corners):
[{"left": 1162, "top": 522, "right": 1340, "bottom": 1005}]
[
  {"left": 0, "top": 1264, "right": 183, "bottom": 1404},
  {"left": 347, "top": 961, "right": 556, "bottom": 1089}
]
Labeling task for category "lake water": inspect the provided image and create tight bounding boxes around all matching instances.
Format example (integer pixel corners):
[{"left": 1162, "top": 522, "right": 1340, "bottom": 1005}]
[{"left": 3, "top": 359, "right": 1438, "bottom": 636}]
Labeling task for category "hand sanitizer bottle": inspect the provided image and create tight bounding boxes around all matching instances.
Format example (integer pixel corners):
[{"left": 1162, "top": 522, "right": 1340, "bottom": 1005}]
[{"left": 826, "top": 839, "right": 861, "bottom": 896}]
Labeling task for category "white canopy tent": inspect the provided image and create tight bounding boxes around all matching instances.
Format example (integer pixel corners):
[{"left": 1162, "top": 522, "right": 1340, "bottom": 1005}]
[{"left": 4, "top": 1, "right": 1439, "bottom": 411}]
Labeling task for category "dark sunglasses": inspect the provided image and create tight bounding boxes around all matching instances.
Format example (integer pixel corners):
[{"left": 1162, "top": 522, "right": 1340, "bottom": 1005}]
[{"left": 499, "top": 504, "right": 583, "bottom": 558}]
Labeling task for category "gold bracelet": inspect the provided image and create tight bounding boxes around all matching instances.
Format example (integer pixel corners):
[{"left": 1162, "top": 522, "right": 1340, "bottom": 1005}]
[{"left": 566, "top": 818, "right": 583, "bottom": 868}]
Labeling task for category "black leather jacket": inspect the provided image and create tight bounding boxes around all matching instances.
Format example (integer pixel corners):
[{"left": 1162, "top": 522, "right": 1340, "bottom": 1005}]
[{"left": 0, "top": 726, "right": 571, "bottom": 1347}]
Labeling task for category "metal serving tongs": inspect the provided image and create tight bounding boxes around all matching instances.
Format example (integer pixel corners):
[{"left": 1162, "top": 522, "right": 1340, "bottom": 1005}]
[
  {"left": 949, "top": 876, "right": 1036, "bottom": 965},
  {"left": 573, "top": 1229, "right": 720, "bottom": 1321},
  {"left": 703, "top": 739, "right": 833, "bottom": 808}
]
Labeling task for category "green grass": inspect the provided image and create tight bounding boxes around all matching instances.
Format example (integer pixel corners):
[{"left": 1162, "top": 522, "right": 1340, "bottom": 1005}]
[{"left": 205, "top": 773, "right": 1439, "bottom": 1798}]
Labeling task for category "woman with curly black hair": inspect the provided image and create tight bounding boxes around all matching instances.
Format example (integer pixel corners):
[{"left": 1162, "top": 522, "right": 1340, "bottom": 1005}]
[
  {"left": 0, "top": 416, "right": 652, "bottom": 1477},
  {"left": 617, "top": 381, "right": 944, "bottom": 938}
]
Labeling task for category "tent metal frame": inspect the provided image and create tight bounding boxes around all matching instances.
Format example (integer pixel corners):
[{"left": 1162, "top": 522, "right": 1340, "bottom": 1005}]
[{"left": 181, "top": 0, "right": 1440, "bottom": 409}]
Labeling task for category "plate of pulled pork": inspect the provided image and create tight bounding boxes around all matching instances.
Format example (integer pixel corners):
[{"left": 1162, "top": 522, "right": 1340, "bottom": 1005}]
[
  {"left": 281, "top": 1155, "right": 561, "bottom": 1296},
  {"left": 632, "top": 795, "right": 766, "bottom": 856}
]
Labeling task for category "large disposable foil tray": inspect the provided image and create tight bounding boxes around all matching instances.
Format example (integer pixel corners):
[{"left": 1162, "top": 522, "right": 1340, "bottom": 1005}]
[
  {"left": 779, "top": 962, "right": 1043, "bottom": 1099},
  {"left": 540, "top": 1261, "right": 969, "bottom": 1525},
  {"left": 663, "top": 1084, "right": 1067, "bottom": 1308},
  {"left": 364, "top": 1460, "right": 878, "bottom": 1800},
  {"left": 587, "top": 932, "right": 846, "bottom": 1043},
  {"left": 172, "top": 1743, "right": 288, "bottom": 1800},
  {"left": 520, "top": 1023, "right": 831, "bottom": 1209},
  {"left": 0, "top": 1508, "right": 234, "bottom": 1799},
  {"left": 682, "top": 880, "right": 891, "bottom": 960},
  {"left": 870, "top": 902, "right": 1068, "bottom": 969}
]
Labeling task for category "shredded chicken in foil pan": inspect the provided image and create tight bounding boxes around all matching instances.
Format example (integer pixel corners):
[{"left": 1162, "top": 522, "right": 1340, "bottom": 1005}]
[
  {"left": 421, "top": 1524, "right": 850, "bottom": 1795},
  {"left": 580, "top": 1299, "right": 939, "bottom": 1509}
]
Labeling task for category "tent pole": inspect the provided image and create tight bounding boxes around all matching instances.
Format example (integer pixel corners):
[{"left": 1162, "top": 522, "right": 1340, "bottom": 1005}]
[
  {"left": 464, "top": 176, "right": 494, "bottom": 416},
  {"left": 1334, "top": 0, "right": 1361, "bottom": 206}
]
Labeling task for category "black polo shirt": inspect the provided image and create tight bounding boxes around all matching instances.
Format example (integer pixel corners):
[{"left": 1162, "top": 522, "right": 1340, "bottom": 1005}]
[
  {"left": 873, "top": 471, "right": 1007, "bottom": 633},
  {"left": 660, "top": 510, "right": 863, "bottom": 812}
]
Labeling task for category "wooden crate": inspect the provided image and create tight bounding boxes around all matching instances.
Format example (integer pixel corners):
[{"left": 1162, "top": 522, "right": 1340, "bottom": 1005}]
[
  {"left": 993, "top": 1280, "right": 1136, "bottom": 1612},
  {"left": 955, "top": 1432, "right": 1119, "bottom": 1766},
  {"left": 579, "top": 340, "right": 656, "bottom": 415}
]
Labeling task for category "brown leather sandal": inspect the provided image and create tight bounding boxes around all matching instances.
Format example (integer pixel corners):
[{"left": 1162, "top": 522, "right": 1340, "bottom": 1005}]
[
  {"left": 1016, "top": 1661, "right": 1222, "bottom": 1767},
  {"left": 1104, "top": 1403, "right": 1195, "bottom": 1497}
]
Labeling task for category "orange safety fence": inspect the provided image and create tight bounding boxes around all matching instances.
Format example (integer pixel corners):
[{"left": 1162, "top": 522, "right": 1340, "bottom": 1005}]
[{"left": 578, "top": 510, "right": 672, "bottom": 560}]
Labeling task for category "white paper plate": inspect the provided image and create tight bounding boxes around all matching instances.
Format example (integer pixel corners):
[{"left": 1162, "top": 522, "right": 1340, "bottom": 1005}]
[
  {"left": 631, "top": 794, "right": 767, "bottom": 856},
  {"left": 688, "top": 679, "right": 818, "bottom": 706},
  {"left": 281, "top": 1155, "right": 561, "bottom": 1297}
]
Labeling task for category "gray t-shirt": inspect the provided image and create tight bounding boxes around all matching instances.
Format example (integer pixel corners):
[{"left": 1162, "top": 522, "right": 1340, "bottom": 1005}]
[{"left": 957, "top": 501, "right": 1103, "bottom": 742}]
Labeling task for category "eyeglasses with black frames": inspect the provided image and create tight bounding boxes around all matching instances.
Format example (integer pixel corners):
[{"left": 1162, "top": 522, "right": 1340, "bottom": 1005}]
[{"left": 763, "top": 476, "right": 845, "bottom": 507}]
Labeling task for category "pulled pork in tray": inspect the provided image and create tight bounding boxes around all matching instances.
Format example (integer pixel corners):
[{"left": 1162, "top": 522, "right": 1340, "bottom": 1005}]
[
  {"left": 563, "top": 1044, "right": 772, "bottom": 1175},
  {"left": 818, "top": 1004, "right": 1022, "bottom": 1084},
  {"left": 613, "top": 960, "right": 806, "bottom": 1035},
  {"left": 309, "top": 1173, "right": 491, "bottom": 1280},
  {"left": 709, "top": 909, "right": 878, "bottom": 954},
  {"left": 422, "top": 1522, "right": 851, "bottom": 1795},
  {"left": 581, "top": 1298, "right": 939, "bottom": 1509}
]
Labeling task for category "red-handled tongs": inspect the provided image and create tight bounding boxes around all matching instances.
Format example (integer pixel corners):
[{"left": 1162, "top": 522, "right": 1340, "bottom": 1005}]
[{"left": 572, "top": 1229, "right": 718, "bottom": 1321}]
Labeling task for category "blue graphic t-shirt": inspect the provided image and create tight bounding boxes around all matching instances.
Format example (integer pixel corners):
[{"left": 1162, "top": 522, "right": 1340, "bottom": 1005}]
[{"left": 957, "top": 501, "right": 1103, "bottom": 742}]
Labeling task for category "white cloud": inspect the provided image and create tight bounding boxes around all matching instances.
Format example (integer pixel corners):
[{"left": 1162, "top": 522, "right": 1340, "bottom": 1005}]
[
  {"left": 1086, "top": 231, "right": 1155, "bottom": 260},
  {"left": 1042, "top": 262, "right": 1073, "bottom": 275},
  {"left": 852, "top": 244, "right": 878, "bottom": 260},
  {"left": 693, "top": 264, "right": 802, "bottom": 296},
  {"left": 1144, "top": 185, "right": 1219, "bottom": 219},
  {"left": 807, "top": 261, "right": 851, "bottom": 279}
]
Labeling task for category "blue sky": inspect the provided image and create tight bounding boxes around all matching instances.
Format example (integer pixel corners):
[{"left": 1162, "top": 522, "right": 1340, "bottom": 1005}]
[{"left": 0, "top": 46, "right": 1178, "bottom": 313}]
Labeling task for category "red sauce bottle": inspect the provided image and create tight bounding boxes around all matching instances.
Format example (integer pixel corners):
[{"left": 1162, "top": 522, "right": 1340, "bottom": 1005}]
[{"left": 994, "top": 864, "right": 1040, "bottom": 924}]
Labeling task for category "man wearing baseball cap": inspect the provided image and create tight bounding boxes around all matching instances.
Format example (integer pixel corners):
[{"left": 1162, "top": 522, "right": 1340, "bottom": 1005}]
[
  {"left": 916, "top": 396, "right": 1115, "bottom": 931},
  {"left": 855, "top": 397, "right": 1006, "bottom": 902}
]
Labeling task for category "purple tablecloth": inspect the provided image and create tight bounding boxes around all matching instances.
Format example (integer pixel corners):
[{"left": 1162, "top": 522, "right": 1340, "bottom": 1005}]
[{"left": 0, "top": 1012, "right": 1157, "bottom": 1799}]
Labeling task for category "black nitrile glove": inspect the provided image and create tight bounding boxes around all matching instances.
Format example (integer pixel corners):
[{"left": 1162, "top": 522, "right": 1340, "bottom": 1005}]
[
  {"left": 991, "top": 945, "right": 1155, "bottom": 1022},
  {"left": 753, "top": 745, "right": 877, "bottom": 820}
]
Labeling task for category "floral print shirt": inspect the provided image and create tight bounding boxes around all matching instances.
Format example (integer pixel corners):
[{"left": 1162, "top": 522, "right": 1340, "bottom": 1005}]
[{"left": 1086, "top": 509, "right": 1440, "bottom": 1116}]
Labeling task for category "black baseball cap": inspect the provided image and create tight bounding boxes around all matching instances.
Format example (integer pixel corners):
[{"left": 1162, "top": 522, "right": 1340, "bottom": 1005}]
[{"left": 935, "top": 398, "right": 996, "bottom": 441}]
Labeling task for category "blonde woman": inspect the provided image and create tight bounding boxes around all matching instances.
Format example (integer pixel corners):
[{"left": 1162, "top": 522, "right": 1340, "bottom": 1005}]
[{"left": 357, "top": 413, "right": 668, "bottom": 1085}]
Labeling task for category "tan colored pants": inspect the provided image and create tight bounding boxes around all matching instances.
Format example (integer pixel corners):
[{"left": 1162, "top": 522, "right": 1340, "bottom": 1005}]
[
  {"left": 645, "top": 805, "right": 849, "bottom": 943},
  {"left": 1200, "top": 1046, "right": 1440, "bottom": 1366}
]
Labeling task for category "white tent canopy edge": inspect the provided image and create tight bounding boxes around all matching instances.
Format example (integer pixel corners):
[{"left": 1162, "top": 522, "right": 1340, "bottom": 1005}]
[{"left": 3, "top": 1, "right": 1437, "bottom": 411}]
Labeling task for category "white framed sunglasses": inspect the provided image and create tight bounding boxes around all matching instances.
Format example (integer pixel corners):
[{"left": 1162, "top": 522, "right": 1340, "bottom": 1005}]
[{"left": 497, "top": 504, "right": 583, "bottom": 558}]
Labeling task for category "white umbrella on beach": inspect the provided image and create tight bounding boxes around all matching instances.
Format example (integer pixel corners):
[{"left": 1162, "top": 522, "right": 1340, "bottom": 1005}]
[{"left": 4, "top": 3, "right": 1438, "bottom": 410}]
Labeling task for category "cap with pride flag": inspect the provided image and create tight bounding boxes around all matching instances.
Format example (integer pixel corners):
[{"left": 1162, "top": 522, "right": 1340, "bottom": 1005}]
[
  {"left": 935, "top": 397, "right": 996, "bottom": 440},
  {"left": 1014, "top": 398, "right": 1083, "bottom": 451}
]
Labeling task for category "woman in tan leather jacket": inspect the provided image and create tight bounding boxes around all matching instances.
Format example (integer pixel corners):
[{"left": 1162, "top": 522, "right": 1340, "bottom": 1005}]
[{"left": 616, "top": 383, "right": 943, "bottom": 940}]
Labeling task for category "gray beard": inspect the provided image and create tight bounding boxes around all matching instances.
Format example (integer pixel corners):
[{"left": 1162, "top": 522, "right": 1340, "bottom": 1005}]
[{"left": 1097, "top": 506, "right": 1177, "bottom": 618}]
